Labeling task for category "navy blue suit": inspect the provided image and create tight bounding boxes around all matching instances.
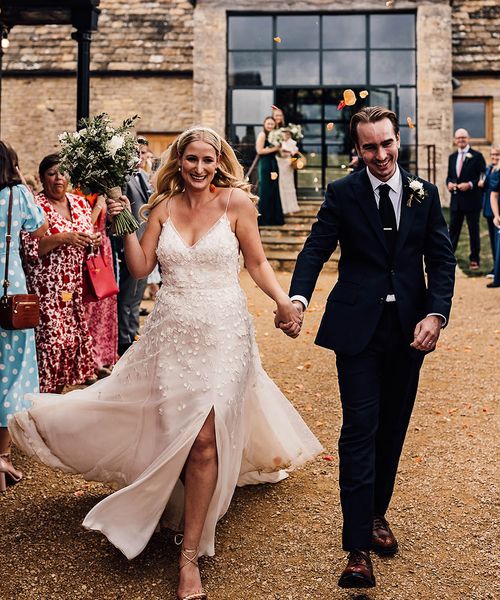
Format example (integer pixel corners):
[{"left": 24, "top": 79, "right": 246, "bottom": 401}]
[
  {"left": 446, "top": 148, "right": 486, "bottom": 263},
  {"left": 289, "top": 167, "right": 456, "bottom": 550}
]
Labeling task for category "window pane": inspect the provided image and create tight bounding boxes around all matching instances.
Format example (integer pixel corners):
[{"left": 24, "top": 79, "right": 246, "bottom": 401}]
[
  {"left": 301, "top": 145, "right": 322, "bottom": 167},
  {"left": 296, "top": 89, "right": 322, "bottom": 120},
  {"left": 399, "top": 126, "right": 416, "bottom": 146},
  {"left": 323, "top": 15, "right": 366, "bottom": 49},
  {"left": 277, "top": 52, "right": 320, "bottom": 85},
  {"left": 371, "top": 51, "right": 415, "bottom": 85},
  {"left": 323, "top": 51, "right": 366, "bottom": 85},
  {"left": 228, "top": 52, "right": 272, "bottom": 87},
  {"left": 276, "top": 16, "right": 319, "bottom": 49},
  {"left": 232, "top": 89, "right": 274, "bottom": 124},
  {"left": 301, "top": 123, "right": 322, "bottom": 144},
  {"left": 398, "top": 88, "right": 416, "bottom": 123},
  {"left": 370, "top": 14, "right": 415, "bottom": 48},
  {"left": 228, "top": 16, "right": 273, "bottom": 50},
  {"left": 453, "top": 101, "right": 486, "bottom": 138},
  {"left": 232, "top": 125, "right": 259, "bottom": 167}
]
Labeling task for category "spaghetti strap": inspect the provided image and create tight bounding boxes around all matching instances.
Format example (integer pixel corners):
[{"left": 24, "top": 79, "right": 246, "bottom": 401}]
[{"left": 224, "top": 188, "right": 236, "bottom": 214}]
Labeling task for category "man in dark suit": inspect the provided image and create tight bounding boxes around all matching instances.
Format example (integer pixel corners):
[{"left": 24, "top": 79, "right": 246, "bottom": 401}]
[
  {"left": 280, "top": 107, "right": 456, "bottom": 588},
  {"left": 446, "top": 128, "right": 486, "bottom": 269},
  {"left": 114, "top": 137, "right": 152, "bottom": 356}
]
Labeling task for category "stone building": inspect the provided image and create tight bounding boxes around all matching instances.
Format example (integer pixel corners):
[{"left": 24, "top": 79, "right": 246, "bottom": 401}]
[{"left": 1, "top": 0, "right": 499, "bottom": 200}]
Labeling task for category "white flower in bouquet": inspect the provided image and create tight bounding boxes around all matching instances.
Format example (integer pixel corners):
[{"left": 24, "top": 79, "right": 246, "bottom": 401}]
[
  {"left": 267, "top": 129, "right": 283, "bottom": 146},
  {"left": 287, "top": 123, "right": 303, "bottom": 141},
  {"left": 107, "top": 134, "right": 125, "bottom": 157},
  {"left": 58, "top": 113, "right": 141, "bottom": 236}
]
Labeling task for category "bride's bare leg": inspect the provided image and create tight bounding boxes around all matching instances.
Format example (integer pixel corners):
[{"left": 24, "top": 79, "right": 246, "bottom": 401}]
[{"left": 178, "top": 409, "right": 217, "bottom": 597}]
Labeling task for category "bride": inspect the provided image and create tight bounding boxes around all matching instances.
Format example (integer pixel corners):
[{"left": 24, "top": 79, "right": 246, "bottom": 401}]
[{"left": 9, "top": 126, "right": 322, "bottom": 600}]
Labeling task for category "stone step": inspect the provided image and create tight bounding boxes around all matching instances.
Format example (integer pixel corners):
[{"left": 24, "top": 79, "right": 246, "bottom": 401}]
[
  {"left": 285, "top": 213, "right": 318, "bottom": 224},
  {"left": 261, "top": 236, "right": 307, "bottom": 252},
  {"left": 260, "top": 223, "right": 312, "bottom": 238},
  {"left": 265, "top": 250, "right": 338, "bottom": 273}
]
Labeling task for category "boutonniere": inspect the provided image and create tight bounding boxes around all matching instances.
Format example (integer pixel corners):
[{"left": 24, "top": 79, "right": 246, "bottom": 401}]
[
  {"left": 406, "top": 176, "right": 427, "bottom": 207},
  {"left": 465, "top": 152, "right": 473, "bottom": 160}
]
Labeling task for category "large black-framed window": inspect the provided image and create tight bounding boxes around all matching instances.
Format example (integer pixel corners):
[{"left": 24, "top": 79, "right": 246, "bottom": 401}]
[{"left": 227, "top": 12, "right": 417, "bottom": 193}]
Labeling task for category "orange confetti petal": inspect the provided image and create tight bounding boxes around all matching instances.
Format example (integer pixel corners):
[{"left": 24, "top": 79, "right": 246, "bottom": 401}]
[
  {"left": 270, "top": 172, "right": 278, "bottom": 180},
  {"left": 326, "top": 122, "right": 334, "bottom": 131},
  {"left": 323, "top": 455, "right": 335, "bottom": 462},
  {"left": 273, "top": 37, "right": 281, "bottom": 43},
  {"left": 359, "top": 90, "right": 369, "bottom": 99},
  {"left": 337, "top": 100, "right": 346, "bottom": 110},
  {"left": 295, "top": 160, "right": 305, "bottom": 169},
  {"left": 386, "top": 0, "right": 394, "bottom": 7},
  {"left": 343, "top": 89, "right": 357, "bottom": 106},
  {"left": 407, "top": 116, "right": 415, "bottom": 128}
]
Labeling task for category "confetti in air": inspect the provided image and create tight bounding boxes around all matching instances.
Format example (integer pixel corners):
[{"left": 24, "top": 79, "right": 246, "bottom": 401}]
[
  {"left": 326, "top": 122, "right": 334, "bottom": 132},
  {"left": 270, "top": 172, "right": 278, "bottom": 180},
  {"left": 343, "top": 89, "right": 357, "bottom": 106},
  {"left": 386, "top": 0, "right": 394, "bottom": 7},
  {"left": 273, "top": 37, "right": 281, "bottom": 43},
  {"left": 407, "top": 116, "right": 415, "bottom": 129},
  {"left": 359, "top": 90, "right": 369, "bottom": 99},
  {"left": 337, "top": 100, "right": 346, "bottom": 110}
]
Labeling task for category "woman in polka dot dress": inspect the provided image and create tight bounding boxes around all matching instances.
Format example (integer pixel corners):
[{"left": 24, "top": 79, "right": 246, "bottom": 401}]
[{"left": 0, "top": 141, "right": 47, "bottom": 492}]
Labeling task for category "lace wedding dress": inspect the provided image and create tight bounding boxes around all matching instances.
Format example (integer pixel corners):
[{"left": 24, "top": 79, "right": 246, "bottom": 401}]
[{"left": 9, "top": 204, "right": 322, "bottom": 560}]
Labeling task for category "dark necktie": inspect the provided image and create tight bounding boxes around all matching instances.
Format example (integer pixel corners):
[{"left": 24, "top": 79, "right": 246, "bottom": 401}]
[{"left": 378, "top": 184, "right": 397, "bottom": 256}]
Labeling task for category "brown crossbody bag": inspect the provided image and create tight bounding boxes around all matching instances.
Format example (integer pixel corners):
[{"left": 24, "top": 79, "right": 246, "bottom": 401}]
[{"left": 0, "top": 186, "right": 40, "bottom": 330}]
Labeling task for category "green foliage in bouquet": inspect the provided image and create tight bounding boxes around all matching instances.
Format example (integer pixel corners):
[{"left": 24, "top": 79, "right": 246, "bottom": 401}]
[{"left": 58, "top": 113, "right": 141, "bottom": 236}]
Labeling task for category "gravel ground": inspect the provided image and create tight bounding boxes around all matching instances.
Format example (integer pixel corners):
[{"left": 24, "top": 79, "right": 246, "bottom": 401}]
[{"left": 1, "top": 268, "right": 498, "bottom": 600}]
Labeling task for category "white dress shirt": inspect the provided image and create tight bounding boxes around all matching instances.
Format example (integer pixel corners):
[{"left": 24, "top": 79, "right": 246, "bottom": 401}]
[{"left": 455, "top": 145, "right": 473, "bottom": 188}]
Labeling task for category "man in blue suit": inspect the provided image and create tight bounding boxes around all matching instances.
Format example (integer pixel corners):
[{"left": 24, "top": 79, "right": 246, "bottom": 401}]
[
  {"left": 446, "top": 128, "right": 486, "bottom": 269},
  {"left": 281, "top": 107, "right": 456, "bottom": 588}
]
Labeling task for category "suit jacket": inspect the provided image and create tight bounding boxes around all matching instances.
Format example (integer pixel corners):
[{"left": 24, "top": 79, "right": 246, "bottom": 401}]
[
  {"left": 289, "top": 167, "right": 456, "bottom": 356},
  {"left": 446, "top": 148, "right": 486, "bottom": 213},
  {"left": 126, "top": 169, "right": 152, "bottom": 240}
]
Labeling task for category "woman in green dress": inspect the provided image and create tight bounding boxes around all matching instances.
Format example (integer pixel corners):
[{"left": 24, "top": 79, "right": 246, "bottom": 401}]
[{"left": 255, "top": 116, "right": 284, "bottom": 226}]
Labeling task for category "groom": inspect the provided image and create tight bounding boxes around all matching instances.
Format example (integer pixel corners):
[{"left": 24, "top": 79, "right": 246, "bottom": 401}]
[{"left": 280, "top": 107, "right": 456, "bottom": 588}]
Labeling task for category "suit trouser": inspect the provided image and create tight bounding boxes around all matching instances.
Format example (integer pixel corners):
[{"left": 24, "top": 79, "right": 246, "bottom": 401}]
[
  {"left": 117, "top": 253, "right": 148, "bottom": 346},
  {"left": 448, "top": 207, "right": 481, "bottom": 263},
  {"left": 335, "top": 303, "right": 425, "bottom": 551}
]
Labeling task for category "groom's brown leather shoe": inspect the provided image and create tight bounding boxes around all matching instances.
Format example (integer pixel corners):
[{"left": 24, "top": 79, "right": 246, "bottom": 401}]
[
  {"left": 338, "top": 550, "right": 376, "bottom": 588},
  {"left": 371, "top": 515, "right": 398, "bottom": 555}
]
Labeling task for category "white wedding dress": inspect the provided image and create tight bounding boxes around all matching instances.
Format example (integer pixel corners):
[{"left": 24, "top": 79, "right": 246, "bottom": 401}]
[{"left": 9, "top": 204, "right": 322, "bottom": 560}]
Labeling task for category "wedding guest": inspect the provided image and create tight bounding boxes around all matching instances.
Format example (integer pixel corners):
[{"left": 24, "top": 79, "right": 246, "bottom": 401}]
[
  {"left": 487, "top": 180, "right": 500, "bottom": 288},
  {"left": 272, "top": 106, "right": 285, "bottom": 129},
  {"left": 478, "top": 144, "right": 500, "bottom": 277},
  {"left": 256, "top": 116, "right": 283, "bottom": 226},
  {"left": 446, "top": 128, "right": 486, "bottom": 269},
  {"left": 83, "top": 193, "right": 119, "bottom": 378},
  {"left": 283, "top": 107, "right": 456, "bottom": 588},
  {"left": 9, "top": 126, "right": 321, "bottom": 600},
  {"left": 113, "top": 137, "right": 152, "bottom": 356},
  {"left": 22, "top": 154, "right": 101, "bottom": 393},
  {"left": 0, "top": 141, "right": 47, "bottom": 492},
  {"left": 276, "top": 128, "right": 300, "bottom": 215}
]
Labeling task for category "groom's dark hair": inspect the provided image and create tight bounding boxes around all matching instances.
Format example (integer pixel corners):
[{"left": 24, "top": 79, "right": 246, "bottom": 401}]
[{"left": 350, "top": 106, "right": 399, "bottom": 146}]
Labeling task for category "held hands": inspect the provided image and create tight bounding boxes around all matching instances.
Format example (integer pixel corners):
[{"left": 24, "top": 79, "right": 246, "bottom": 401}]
[
  {"left": 274, "top": 299, "right": 304, "bottom": 339},
  {"left": 457, "top": 182, "right": 472, "bottom": 192},
  {"left": 410, "top": 315, "right": 442, "bottom": 352},
  {"left": 63, "top": 231, "right": 95, "bottom": 249}
]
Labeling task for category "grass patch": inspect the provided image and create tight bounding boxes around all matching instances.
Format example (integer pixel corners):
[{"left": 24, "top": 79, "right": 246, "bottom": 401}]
[{"left": 442, "top": 207, "right": 493, "bottom": 277}]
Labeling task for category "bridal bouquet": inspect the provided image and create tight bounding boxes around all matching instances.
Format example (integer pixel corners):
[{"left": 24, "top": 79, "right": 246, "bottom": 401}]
[
  {"left": 58, "top": 113, "right": 141, "bottom": 236},
  {"left": 268, "top": 123, "right": 304, "bottom": 146}
]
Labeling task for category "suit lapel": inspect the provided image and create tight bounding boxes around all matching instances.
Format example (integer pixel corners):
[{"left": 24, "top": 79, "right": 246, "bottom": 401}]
[
  {"left": 354, "top": 169, "right": 388, "bottom": 255},
  {"left": 395, "top": 168, "right": 417, "bottom": 255}
]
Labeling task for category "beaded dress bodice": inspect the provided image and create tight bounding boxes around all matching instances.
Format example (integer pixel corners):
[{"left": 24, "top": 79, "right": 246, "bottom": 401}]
[{"left": 156, "top": 214, "right": 240, "bottom": 291}]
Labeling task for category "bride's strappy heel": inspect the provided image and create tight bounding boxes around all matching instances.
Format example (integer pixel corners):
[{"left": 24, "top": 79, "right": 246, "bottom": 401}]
[{"left": 175, "top": 535, "right": 208, "bottom": 600}]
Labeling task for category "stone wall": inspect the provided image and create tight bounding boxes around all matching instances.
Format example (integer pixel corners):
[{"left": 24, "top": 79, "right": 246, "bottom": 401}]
[
  {"left": 2, "top": 75, "right": 193, "bottom": 176},
  {"left": 452, "top": 0, "right": 500, "bottom": 72},
  {"left": 3, "top": 0, "right": 194, "bottom": 72}
]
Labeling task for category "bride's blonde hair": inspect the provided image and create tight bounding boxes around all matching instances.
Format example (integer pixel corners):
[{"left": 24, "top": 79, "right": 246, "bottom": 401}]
[{"left": 140, "top": 126, "right": 257, "bottom": 219}]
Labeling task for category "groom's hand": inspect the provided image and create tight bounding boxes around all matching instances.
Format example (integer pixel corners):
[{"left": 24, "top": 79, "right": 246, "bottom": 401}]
[{"left": 411, "top": 315, "right": 442, "bottom": 351}]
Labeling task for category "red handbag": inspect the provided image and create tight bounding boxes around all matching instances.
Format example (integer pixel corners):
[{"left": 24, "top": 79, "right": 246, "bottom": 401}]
[{"left": 82, "top": 247, "right": 119, "bottom": 304}]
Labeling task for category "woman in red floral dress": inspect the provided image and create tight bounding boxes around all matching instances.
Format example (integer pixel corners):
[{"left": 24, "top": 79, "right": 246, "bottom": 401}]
[
  {"left": 23, "top": 154, "right": 101, "bottom": 393},
  {"left": 83, "top": 194, "right": 119, "bottom": 377}
]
